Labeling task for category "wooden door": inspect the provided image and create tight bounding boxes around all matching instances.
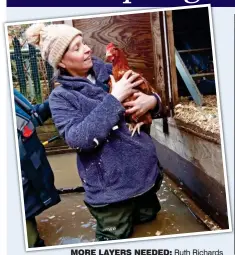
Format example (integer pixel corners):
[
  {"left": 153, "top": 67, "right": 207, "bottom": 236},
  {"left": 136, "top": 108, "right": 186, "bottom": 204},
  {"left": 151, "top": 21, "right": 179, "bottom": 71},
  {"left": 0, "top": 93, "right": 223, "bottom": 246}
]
[{"left": 71, "top": 11, "right": 177, "bottom": 117}]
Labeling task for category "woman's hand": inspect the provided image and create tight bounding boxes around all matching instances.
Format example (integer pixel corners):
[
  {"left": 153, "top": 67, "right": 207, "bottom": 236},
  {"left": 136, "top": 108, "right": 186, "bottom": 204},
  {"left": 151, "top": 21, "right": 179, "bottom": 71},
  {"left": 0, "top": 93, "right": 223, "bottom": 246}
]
[
  {"left": 123, "top": 91, "right": 157, "bottom": 119},
  {"left": 110, "top": 70, "right": 143, "bottom": 102}
]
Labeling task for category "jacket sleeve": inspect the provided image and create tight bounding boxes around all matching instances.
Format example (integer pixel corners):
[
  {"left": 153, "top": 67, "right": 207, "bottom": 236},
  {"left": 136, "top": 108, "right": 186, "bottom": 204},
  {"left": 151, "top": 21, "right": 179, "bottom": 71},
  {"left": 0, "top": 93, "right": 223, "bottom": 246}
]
[
  {"left": 49, "top": 91, "right": 125, "bottom": 151},
  {"left": 33, "top": 99, "right": 52, "bottom": 124},
  {"left": 14, "top": 88, "right": 51, "bottom": 125},
  {"left": 150, "top": 93, "right": 162, "bottom": 119}
]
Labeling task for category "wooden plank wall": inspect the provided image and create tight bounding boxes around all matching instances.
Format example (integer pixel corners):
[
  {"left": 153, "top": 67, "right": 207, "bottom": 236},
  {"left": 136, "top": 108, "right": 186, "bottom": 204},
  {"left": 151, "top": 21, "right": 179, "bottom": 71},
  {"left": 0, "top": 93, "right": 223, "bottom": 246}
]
[
  {"left": 72, "top": 13, "right": 156, "bottom": 89},
  {"left": 72, "top": 12, "right": 178, "bottom": 115}
]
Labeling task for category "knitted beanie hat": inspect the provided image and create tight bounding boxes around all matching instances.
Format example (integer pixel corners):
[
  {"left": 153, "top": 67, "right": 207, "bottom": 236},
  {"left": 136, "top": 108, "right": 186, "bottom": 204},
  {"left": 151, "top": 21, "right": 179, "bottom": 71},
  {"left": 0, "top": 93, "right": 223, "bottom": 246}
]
[{"left": 25, "top": 23, "right": 82, "bottom": 69}]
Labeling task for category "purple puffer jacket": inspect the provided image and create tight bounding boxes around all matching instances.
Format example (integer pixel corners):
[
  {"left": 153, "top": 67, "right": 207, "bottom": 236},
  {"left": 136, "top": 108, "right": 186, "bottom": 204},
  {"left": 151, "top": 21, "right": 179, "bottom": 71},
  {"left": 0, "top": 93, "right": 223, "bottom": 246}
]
[{"left": 49, "top": 56, "right": 161, "bottom": 205}]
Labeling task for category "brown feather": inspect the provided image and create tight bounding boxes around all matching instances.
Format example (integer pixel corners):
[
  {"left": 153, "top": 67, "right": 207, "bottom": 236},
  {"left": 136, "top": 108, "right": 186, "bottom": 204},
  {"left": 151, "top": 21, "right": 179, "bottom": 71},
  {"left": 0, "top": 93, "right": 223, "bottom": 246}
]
[{"left": 106, "top": 44, "right": 156, "bottom": 131}]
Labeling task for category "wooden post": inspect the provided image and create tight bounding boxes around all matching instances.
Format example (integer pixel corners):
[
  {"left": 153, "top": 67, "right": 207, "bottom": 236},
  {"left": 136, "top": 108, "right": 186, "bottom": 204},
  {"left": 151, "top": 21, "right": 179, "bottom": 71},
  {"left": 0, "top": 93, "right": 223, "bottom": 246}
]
[
  {"left": 150, "top": 12, "right": 168, "bottom": 112},
  {"left": 166, "top": 11, "right": 179, "bottom": 106}
]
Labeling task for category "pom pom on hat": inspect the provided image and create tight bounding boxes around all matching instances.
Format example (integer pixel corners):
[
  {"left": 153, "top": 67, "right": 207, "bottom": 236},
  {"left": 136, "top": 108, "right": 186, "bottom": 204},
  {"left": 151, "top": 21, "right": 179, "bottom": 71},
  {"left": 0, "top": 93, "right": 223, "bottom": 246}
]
[
  {"left": 25, "top": 23, "right": 82, "bottom": 69},
  {"left": 25, "top": 23, "right": 45, "bottom": 46}
]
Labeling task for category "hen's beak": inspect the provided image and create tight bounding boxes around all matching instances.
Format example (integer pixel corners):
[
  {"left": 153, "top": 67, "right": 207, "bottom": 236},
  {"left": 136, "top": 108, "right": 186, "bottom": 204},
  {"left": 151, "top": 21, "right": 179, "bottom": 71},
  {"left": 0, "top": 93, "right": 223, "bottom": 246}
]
[{"left": 105, "top": 51, "right": 112, "bottom": 61}]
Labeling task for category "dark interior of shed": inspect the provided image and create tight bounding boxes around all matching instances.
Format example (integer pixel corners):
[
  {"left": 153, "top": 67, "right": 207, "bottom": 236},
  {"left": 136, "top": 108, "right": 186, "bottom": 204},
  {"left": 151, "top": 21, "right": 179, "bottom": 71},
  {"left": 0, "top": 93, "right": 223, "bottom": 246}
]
[{"left": 172, "top": 8, "right": 216, "bottom": 97}]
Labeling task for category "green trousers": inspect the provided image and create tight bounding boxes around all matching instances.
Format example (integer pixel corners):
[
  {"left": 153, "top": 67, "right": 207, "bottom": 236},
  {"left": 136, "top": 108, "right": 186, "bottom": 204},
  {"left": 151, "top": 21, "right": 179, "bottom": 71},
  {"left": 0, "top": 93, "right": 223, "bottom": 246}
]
[
  {"left": 85, "top": 184, "right": 161, "bottom": 241},
  {"left": 26, "top": 218, "right": 45, "bottom": 248},
  {"left": 26, "top": 218, "right": 39, "bottom": 248}
]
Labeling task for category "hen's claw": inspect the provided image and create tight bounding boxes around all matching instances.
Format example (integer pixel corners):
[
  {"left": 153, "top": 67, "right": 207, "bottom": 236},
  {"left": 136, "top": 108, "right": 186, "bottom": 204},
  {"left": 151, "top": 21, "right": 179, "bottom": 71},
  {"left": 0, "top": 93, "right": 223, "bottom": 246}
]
[
  {"left": 126, "top": 123, "right": 134, "bottom": 132},
  {"left": 131, "top": 122, "right": 144, "bottom": 137}
]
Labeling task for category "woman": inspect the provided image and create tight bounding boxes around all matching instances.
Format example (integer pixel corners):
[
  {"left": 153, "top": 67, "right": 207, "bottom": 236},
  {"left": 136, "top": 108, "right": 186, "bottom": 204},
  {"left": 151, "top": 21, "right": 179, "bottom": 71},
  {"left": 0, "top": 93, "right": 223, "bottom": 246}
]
[{"left": 26, "top": 23, "right": 163, "bottom": 241}]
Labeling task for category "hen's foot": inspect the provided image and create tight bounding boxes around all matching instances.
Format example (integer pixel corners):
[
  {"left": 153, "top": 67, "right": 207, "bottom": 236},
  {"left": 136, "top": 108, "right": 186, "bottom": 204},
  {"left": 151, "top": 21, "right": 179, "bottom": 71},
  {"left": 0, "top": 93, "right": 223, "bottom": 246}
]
[
  {"left": 131, "top": 122, "right": 144, "bottom": 137},
  {"left": 126, "top": 123, "right": 134, "bottom": 132}
]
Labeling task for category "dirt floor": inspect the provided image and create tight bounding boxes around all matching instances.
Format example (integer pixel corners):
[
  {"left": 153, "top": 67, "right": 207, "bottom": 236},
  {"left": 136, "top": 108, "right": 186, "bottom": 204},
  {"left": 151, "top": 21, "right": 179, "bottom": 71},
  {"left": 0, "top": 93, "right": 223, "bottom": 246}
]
[{"left": 174, "top": 95, "right": 219, "bottom": 136}]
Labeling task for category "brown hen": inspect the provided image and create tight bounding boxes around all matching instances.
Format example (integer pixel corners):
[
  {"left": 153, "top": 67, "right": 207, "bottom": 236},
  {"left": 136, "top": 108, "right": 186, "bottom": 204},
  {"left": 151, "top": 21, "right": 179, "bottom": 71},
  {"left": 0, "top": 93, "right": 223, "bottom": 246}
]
[{"left": 105, "top": 43, "right": 156, "bottom": 136}]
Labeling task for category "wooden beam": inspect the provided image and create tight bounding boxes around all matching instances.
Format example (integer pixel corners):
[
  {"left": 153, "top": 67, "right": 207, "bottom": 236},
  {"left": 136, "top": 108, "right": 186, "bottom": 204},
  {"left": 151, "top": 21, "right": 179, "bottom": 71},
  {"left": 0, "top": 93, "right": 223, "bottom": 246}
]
[
  {"left": 191, "top": 72, "right": 214, "bottom": 78},
  {"left": 166, "top": 11, "right": 179, "bottom": 106},
  {"left": 150, "top": 12, "right": 168, "bottom": 112},
  {"left": 178, "top": 48, "right": 211, "bottom": 53},
  {"left": 175, "top": 49, "right": 203, "bottom": 106}
]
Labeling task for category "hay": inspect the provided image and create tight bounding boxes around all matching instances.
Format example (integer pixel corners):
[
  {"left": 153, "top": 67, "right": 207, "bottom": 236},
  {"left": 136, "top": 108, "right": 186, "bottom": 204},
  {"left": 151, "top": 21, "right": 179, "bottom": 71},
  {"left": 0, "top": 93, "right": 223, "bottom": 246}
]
[{"left": 174, "top": 95, "right": 220, "bottom": 135}]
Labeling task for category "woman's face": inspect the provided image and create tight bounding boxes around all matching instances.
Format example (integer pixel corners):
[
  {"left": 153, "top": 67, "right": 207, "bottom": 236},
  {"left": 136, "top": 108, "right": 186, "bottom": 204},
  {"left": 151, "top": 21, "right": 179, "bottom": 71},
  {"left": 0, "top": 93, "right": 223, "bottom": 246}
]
[{"left": 59, "top": 35, "right": 93, "bottom": 77}]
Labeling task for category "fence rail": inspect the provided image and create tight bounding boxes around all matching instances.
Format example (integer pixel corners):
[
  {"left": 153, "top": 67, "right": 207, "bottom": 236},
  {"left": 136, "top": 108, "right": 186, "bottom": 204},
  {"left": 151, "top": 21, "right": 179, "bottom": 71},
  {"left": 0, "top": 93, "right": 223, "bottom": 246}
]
[{"left": 10, "top": 37, "right": 54, "bottom": 103}]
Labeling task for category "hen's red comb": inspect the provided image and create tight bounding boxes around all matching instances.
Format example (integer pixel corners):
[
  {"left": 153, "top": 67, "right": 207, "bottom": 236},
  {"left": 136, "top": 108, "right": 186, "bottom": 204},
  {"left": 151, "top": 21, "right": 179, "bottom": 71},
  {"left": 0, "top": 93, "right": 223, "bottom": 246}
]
[{"left": 106, "top": 42, "right": 115, "bottom": 50}]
